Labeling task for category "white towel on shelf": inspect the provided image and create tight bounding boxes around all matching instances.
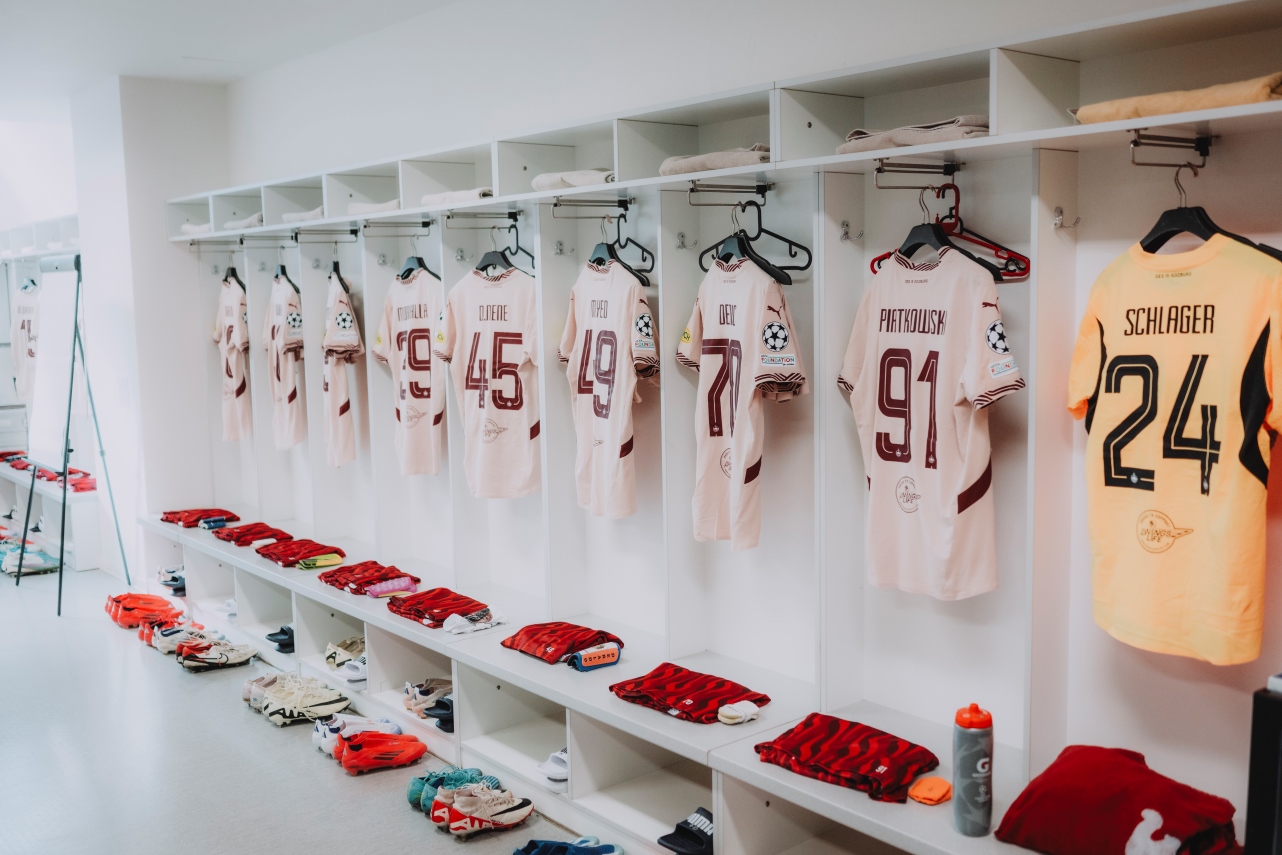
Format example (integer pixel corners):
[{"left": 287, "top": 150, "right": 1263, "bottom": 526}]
[
  {"left": 348, "top": 199, "right": 399, "bottom": 215},
  {"left": 835, "top": 128, "right": 896, "bottom": 154},
  {"left": 281, "top": 206, "right": 323, "bottom": 224},
  {"left": 179, "top": 222, "right": 212, "bottom": 235},
  {"left": 658, "top": 144, "right": 771, "bottom": 176},
  {"left": 420, "top": 187, "right": 494, "bottom": 207},
  {"left": 530, "top": 168, "right": 615, "bottom": 191},
  {"left": 890, "top": 114, "right": 988, "bottom": 146},
  {"left": 223, "top": 211, "right": 263, "bottom": 230}
]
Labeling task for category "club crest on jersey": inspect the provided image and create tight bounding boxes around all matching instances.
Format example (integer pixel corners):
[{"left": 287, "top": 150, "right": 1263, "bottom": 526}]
[
  {"left": 481, "top": 419, "right": 508, "bottom": 443},
  {"left": 986, "top": 320, "right": 1009, "bottom": 354},
  {"left": 634, "top": 313, "right": 653, "bottom": 338},
  {"left": 719, "top": 449, "right": 732, "bottom": 478},
  {"left": 762, "top": 322, "right": 789, "bottom": 352},
  {"left": 895, "top": 476, "right": 921, "bottom": 513},
  {"left": 681, "top": 328, "right": 692, "bottom": 344},
  {"left": 336, "top": 311, "right": 354, "bottom": 330},
  {"left": 404, "top": 405, "right": 427, "bottom": 428},
  {"left": 1136, "top": 510, "right": 1192, "bottom": 553}
]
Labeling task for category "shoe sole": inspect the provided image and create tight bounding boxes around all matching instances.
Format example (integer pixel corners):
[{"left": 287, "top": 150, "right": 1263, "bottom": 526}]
[{"left": 446, "top": 805, "right": 533, "bottom": 837}]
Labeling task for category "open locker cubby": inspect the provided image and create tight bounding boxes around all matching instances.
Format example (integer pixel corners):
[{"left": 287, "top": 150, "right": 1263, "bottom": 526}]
[
  {"left": 181, "top": 547, "right": 236, "bottom": 624},
  {"left": 568, "top": 710, "right": 714, "bottom": 855},
  {"left": 167, "top": 197, "right": 211, "bottom": 239},
  {"left": 211, "top": 190, "right": 263, "bottom": 233},
  {"left": 234, "top": 567, "right": 295, "bottom": 668},
  {"left": 294, "top": 590, "right": 365, "bottom": 685},
  {"left": 400, "top": 143, "right": 495, "bottom": 210},
  {"left": 496, "top": 122, "right": 615, "bottom": 197},
  {"left": 778, "top": 51, "right": 991, "bottom": 164},
  {"left": 616, "top": 87, "right": 773, "bottom": 182},
  {"left": 324, "top": 163, "right": 400, "bottom": 218},
  {"left": 263, "top": 176, "right": 325, "bottom": 227},
  {"left": 361, "top": 623, "right": 457, "bottom": 759}
]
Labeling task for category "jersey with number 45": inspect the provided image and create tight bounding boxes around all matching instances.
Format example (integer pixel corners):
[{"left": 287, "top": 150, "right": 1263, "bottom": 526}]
[
  {"left": 558, "top": 261, "right": 659, "bottom": 519},
  {"left": 840, "top": 248, "right": 1023, "bottom": 601},
  {"left": 436, "top": 268, "right": 541, "bottom": 499},
  {"left": 1069, "top": 235, "right": 1282, "bottom": 665}
]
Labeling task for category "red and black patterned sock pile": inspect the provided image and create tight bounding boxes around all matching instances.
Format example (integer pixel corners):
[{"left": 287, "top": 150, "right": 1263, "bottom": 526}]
[
  {"left": 255, "top": 538, "right": 345, "bottom": 567},
  {"left": 753, "top": 712, "right": 939, "bottom": 803},
  {"left": 214, "top": 522, "right": 293, "bottom": 547},
  {"left": 502, "top": 621, "right": 625, "bottom": 664},
  {"left": 386, "top": 587, "right": 489, "bottom": 628},
  {"left": 609, "top": 662, "right": 771, "bottom": 724},
  {"left": 318, "top": 560, "right": 421, "bottom": 595},
  {"left": 160, "top": 508, "right": 241, "bottom": 527}
]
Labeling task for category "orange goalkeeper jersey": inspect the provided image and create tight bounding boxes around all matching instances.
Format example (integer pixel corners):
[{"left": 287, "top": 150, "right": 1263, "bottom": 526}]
[{"left": 1068, "top": 235, "right": 1282, "bottom": 664}]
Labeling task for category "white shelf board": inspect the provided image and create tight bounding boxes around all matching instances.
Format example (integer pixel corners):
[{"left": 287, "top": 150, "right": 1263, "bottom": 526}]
[
  {"left": 463, "top": 716, "right": 568, "bottom": 796},
  {"left": 448, "top": 612, "right": 815, "bottom": 765},
  {"left": 708, "top": 700, "right": 1025, "bottom": 855},
  {"left": 572, "top": 759, "right": 712, "bottom": 847},
  {"left": 0, "top": 464, "right": 98, "bottom": 505}
]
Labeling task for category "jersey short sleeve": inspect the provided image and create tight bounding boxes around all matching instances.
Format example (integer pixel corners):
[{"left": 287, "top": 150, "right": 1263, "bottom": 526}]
[
  {"left": 558, "top": 292, "right": 578, "bottom": 365},
  {"left": 1067, "top": 286, "right": 1105, "bottom": 423},
  {"left": 232, "top": 292, "right": 249, "bottom": 351},
  {"left": 756, "top": 281, "right": 808, "bottom": 401},
  {"left": 261, "top": 296, "right": 273, "bottom": 353},
  {"left": 371, "top": 300, "right": 392, "bottom": 364},
  {"left": 963, "top": 285, "right": 1022, "bottom": 409},
  {"left": 434, "top": 293, "right": 457, "bottom": 363},
  {"left": 838, "top": 289, "right": 874, "bottom": 393},
  {"left": 524, "top": 287, "right": 540, "bottom": 368},
  {"left": 676, "top": 299, "right": 703, "bottom": 370},
  {"left": 631, "top": 290, "right": 659, "bottom": 377},
  {"left": 282, "top": 292, "right": 304, "bottom": 352}
]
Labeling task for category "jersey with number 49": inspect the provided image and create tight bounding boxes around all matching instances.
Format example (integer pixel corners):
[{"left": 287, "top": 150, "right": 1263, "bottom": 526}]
[
  {"left": 1069, "top": 235, "right": 1282, "bottom": 665},
  {"left": 558, "top": 261, "right": 659, "bottom": 519},
  {"left": 213, "top": 279, "right": 251, "bottom": 442},
  {"left": 262, "top": 276, "right": 306, "bottom": 450},
  {"left": 435, "top": 268, "right": 540, "bottom": 499},
  {"left": 839, "top": 248, "right": 1024, "bottom": 601},
  {"left": 677, "top": 258, "right": 808, "bottom": 551}
]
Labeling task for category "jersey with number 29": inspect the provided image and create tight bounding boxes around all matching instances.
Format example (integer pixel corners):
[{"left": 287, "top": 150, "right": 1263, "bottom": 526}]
[
  {"left": 839, "top": 248, "right": 1024, "bottom": 600},
  {"left": 1069, "top": 235, "right": 1282, "bottom": 665},
  {"left": 435, "top": 268, "right": 540, "bottom": 499}
]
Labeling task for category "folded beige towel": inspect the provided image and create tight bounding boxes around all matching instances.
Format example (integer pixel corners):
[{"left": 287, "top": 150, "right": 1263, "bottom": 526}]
[
  {"left": 1076, "top": 72, "right": 1282, "bottom": 124},
  {"left": 180, "top": 222, "right": 212, "bottom": 235},
  {"left": 348, "top": 199, "right": 399, "bottom": 215},
  {"left": 531, "top": 169, "right": 614, "bottom": 191},
  {"left": 282, "top": 206, "right": 323, "bottom": 223},
  {"left": 659, "top": 144, "right": 771, "bottom": 176},
  {"left": 836, "top": 116, "right": 988, "bottom": 154},
  {"left": 223, "top": 211, "right": 263, "bottom": 230},
  {"left": 421, "top": 187, "right": 494, "bottom": 206}
]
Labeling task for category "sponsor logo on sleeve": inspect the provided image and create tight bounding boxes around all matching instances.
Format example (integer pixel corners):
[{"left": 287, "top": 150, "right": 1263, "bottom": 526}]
[
  {"left": 681, "top": 328, "right": 692, "bottom": 344},
  {"left": 985, "top": 320, "right": 1009, "bottom": 354},
  {"left": 436, "top": 330, "right": 445, "bottom": 342},
  {"left": 762, "top": 322, "right": 790, "bottom": 352},
  {"left": 760, "top": 354, "right": 797, "bottom": 366},
  {"left": 988, "top": 357, "right": 1017, "bottom": 377},
  {"left": 634, "top": 313, "right": 653, "bottom": 338}
]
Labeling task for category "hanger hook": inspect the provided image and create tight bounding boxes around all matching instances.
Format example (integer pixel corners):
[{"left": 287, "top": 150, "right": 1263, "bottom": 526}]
[
  {"left": 918, "top": 186, "right": 938, "bottom": 223},
  {"left": 490, "top": 226, "right": 500, "bottom": 250},
  {"left": 1174, "top": 163, "right": 1198, "bottom": 207},
  {"left": 601, "top": 215, "right": 611, "bottom": 242}
]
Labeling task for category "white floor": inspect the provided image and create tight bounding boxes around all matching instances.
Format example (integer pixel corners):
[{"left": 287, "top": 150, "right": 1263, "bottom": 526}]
[{"left": 0, "top": 569, "right": 574, "bottom": 855}]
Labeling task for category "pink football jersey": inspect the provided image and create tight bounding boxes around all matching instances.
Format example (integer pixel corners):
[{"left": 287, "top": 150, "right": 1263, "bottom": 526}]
[
  {"left": 370, "top": 269, "right": 445, "bottom": 476},
  {"left": 321, "top": 273, "right": 363, "bottom": 467},
  {"left": 213, "top": 279, "right": 252, "bottom": 441},
  {"left": 557, "top": 261, "right": 659, "bottom": 519},
  {"left": 838, "top": 247, "right": 1024, "bottom": 600},
  {"left": 11, "top": 281, "right": 38, "bottom": 405},
  {"left": 676, "top": 259, "right": 808, "bottom": 550},
  {"left": 435, "top": 268, "right": 540, "bottom": 499},
  {"left": 261, "top": 276, "right": 307, "bottom": 450}
]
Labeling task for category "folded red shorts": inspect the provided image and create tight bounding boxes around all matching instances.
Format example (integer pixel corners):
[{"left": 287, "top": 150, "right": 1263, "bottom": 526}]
[
  {"left": 386, "top": 587, "right": 488, "bottom": 628},
  {"left": 502, "top": 621, "right": 625, "bottom": 664},
  {"left": 995, "top": 745, "right": 1242, "bottom": 855},
  {"left": 754, "top": 713, "right": 938, "bottom": 803},
  {"left": 160, "top": 508, "right": 241, "bottom": 527},
  {"left": 609, "top": 662, "right": 770, "bottom": 724}
]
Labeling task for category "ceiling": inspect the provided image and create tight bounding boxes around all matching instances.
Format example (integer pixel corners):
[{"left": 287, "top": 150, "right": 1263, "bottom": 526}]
[{"left": 0, "top": 0, "right": 458, "bottom": 121}]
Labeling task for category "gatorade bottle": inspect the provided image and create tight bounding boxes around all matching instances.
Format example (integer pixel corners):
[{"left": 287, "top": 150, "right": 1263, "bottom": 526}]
[{"left": 953, "top": 703, "right": 993, "bottom": 836}]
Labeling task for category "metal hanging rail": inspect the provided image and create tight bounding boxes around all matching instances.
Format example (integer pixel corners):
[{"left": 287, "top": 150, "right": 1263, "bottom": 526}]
[
  {"left": 1129, "top": 129, "right": 1212, "bottom": 168},
  {"left": 686, "top": 180, "right": 771, "bottom": 207},
  {"left": 873, "top": 159, "right": 961, "bottom": 190},
  {"left": 550, "top": 197, "right": 633, "bottom": 219},
  {"left": 362, "top": 219, "right": 434, "bottom": 237},
  {"left": 445, "top": 210, "right": 520, "bottom": 230}
]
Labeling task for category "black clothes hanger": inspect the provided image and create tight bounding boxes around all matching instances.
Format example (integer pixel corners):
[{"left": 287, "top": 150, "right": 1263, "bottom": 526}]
[
  {"left": 698, "top": 201, "right": 812, "bottom": 286},
  {"left": 224, "top": 266, "right": 246, "bottom": 292},
  {"left": 892, "top": 189, "right": 1004, "bottom": 283},
  {"left": 21, "top": 278, "right": 37, "bottom": 292},
  {"left": 276, "top": 264, "right": 299, "bottom": 294},
  {"left": 399, "top": 234, "right": 439, "bottom": 281},
  {"left": 1139, "top": 165, "right": 1282, "bottom": 261},
  {"left": 588, "top": 214, "right": 653, "bottom": 287},
  {"left": 476, "top": 224, "right": 534, "bottom": 275}
]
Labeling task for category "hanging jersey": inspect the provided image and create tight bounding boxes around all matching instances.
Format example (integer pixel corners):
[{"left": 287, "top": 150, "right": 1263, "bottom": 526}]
[
  {"left": 435, "top": 268, "right": 540, "bottom": 498},
  {"left": 321, "top": 273, "right": 363, "bottom": 467},
  {"left": 839, "top": 248, "right": 1024, "bottom": 600},
  {"left": 371, "top": 269, "right": 446, "bottom": 476},
  {"left": 1068, "top": 235, "right": 1282, "bottom": 665},
  {"left": 11, "top": 282, "right": 38, "bottom": 404},
  {"left": 676, "top": 259, "right": 808, "bottom": 550},
  {"left": 557, "top": 261, "right": 659, "bottom": 519},
  {"left": 261, "top": 277, "right": 306, "bottom": 450},
  {"left": 212, "top": 280, "right": 251, "bottom": 442}
]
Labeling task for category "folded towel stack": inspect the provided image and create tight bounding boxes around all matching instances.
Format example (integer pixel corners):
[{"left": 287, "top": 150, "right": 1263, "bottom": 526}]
[
  {"left": 179, "top": 222, "right": 212, "bottom": 235},
  {"left": 1075, "top": 71, "right": 1282, "bottom": 124},
  {"left": 420, "top": 187, "right": 494, "bottom": 206},
  {"left": 348, "top": 199, "right": 400, "bottom": 215},
  {"left": 223, "top": 211, "right": 263, "bottom": 230},
  {"left": 836, "top": 115, "right": 988, "bottom": 154},
  {"left": 530, "top": 169, "right": 614, "bottom": 191},
  {"left": 282, "top": 206, "right": 323, "bottom": 224},
  {"left": 659, "top": 144, "right": 771, "bottom": 176}
]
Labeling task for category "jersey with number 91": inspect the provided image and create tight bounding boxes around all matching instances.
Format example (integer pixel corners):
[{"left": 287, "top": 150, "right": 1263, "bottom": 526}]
[
  {"left": 558, "top": 261, "right": 659, "bottom": 519},
  {"left": 1069, "top": 235, "right": 1282, "bottom": 665},
  {"left": 371, "top": 269, "right": 445, "bottom": 476},
  {"left": 436, "top": 268, "right": 541, "bottom": 499},
  {"left": 839, "top": 248, "right": 1024, "bottom": 601}
]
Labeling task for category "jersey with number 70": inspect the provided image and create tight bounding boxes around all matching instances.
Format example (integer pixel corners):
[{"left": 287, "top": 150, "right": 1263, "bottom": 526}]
[{"left": 435, "top": 268, "right": 541, "bottom": 499}]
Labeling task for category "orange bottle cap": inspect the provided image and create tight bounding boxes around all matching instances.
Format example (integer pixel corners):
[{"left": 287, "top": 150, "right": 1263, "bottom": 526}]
[{"left": 955, "top": 703, "right": 992, "bottom": 729}]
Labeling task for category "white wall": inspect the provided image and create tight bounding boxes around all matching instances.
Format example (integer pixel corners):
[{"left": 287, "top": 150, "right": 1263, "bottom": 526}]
[
  {"left": 225, "top": 0, "right": 1180, "bottom": 184},
  {"left": 0, "top": 120, "right": 77, "bottom": 230}
]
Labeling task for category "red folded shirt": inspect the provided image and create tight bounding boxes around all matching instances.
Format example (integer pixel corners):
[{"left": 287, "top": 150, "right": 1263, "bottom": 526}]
[
  {"left": 214, "top": 522, "right": 293, "bottom": 547},
  {"left": 386, "top": 587, "right": 488, "bottom": 628},
  {"left": 609, "top": 662, "right": 771, "bottom": 724},
  {"left": 754, "top": 713, "right": 939, "bottom": 803},
  {"left": 317, "top": 561, "right": 420, "bottom": 595},
  {"left": 996, "top": 745, "right": 1242, "bottom": 855},
  {"left": 0, "top": 450, "right": 25, "bottom": 460},
  {"left": 502, "top": 621, "right": 625, "bottom": 664},
  {"left": 10, "top": 458, "right": 32, "bottom": 470},
  {"left": 160, "top": 508, "right": 241, "bottom": 527},
  {"left": 255, "top": 538, "right": 345, "bottom": 567}
]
